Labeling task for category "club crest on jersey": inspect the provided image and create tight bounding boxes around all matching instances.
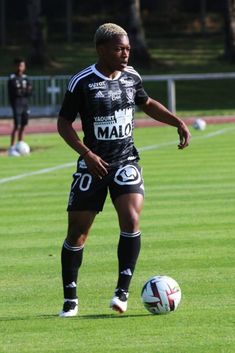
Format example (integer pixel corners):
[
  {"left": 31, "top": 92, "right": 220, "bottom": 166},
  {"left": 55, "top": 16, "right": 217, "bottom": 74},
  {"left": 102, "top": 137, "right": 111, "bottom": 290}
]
[
  {"left": 114, "top": 165, "right": 141, "bottom": 185},
  {"left": 126, "top": 88, "right": 135, "bottom": 103}
]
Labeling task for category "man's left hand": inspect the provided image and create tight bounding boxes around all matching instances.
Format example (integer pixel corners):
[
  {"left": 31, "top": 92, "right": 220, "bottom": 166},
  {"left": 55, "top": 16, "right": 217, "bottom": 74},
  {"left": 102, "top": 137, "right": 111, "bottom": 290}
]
[{"left": 177, "top": 123, "right": 191, "bottom": 149}]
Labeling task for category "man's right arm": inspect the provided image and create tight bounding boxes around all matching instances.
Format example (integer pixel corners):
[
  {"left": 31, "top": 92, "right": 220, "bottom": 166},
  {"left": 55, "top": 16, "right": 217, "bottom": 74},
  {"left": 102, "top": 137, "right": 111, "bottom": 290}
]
[
  {"left": 57, "top": 115, "right": 90, "bottom": 156},
  {"left": 57, "top": 116, "right": 109, "bottom": 179}
]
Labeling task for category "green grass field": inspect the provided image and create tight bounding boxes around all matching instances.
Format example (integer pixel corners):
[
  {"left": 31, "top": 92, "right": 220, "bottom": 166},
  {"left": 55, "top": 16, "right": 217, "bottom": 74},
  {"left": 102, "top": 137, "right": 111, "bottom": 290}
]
[{"left": 0, "top": 124, "right": 235, "bottom": 353}]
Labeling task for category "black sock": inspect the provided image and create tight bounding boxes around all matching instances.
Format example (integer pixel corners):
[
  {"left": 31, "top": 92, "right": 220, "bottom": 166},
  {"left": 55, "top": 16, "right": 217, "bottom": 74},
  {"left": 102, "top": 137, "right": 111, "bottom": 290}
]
[
  {"left": 116, "top": 231, "right": 141, "bottom": 292},
  {"left": 61, "top": 240, "right": 84, "bottom": 300}
]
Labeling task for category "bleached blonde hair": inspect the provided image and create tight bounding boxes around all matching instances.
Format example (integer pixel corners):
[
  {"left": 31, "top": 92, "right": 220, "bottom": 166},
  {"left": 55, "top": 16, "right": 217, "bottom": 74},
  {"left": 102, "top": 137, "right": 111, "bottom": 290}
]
[{"left": 94, "top": 23, "right": 127, "bottom": 46}]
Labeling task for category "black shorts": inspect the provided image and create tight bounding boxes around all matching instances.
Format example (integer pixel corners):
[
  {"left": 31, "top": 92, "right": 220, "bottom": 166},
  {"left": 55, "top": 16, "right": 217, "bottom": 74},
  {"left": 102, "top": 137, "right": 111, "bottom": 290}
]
[
  {"left": 12, "top": 103, "right": 30, "bottom": 128},
  {"left": 67, "top": 161, "right": 144, "bottom": 212}
]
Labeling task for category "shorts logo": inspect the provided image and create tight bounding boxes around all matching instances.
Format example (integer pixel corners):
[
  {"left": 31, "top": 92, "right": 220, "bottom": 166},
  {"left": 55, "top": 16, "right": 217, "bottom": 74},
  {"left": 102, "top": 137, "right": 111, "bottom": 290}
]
[
  {"left": 114, "top": 165, "right": 141, "bottom": 185},
  {"left": 68, "top": 192, "right": 74, "bottom": 205}
]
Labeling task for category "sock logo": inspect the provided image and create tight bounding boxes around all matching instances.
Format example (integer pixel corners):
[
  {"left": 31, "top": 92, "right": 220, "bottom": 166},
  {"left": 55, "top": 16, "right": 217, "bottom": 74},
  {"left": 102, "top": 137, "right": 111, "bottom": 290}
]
[
  {"left": 120, "top": 268, "right": 132, "bottom": 276},
  {"left": 65, "top": 281, "right": 77, "bottom": 288}
]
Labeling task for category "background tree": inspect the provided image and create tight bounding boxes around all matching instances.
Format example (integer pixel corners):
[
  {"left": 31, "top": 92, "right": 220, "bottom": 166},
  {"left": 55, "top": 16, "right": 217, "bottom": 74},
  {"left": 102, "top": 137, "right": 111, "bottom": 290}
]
[
  {"left": 200, "top": 0, "right": 207, "bottom": 35},
  {"left": 27, "top": 0, "right": 50, "bottom": 66},
  {"left": 66, "top": 0, "right": 73, "bottom": 43},
  {"left": 224, "top": 0, "right": 235, "bottom": 62},
  {"left": 0, "top": 0, "right": 6, "bottom": 46},
  {"left": 119, "top": 0, "right": 151, "bottom": 67}
]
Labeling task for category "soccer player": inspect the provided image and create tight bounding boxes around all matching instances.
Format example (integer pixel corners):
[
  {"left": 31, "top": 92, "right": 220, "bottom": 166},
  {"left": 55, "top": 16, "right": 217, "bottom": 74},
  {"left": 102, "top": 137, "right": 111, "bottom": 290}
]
[
  {"left": 58, "top": 23, "right": 191, "bottom": 317},
  {"left": 8, "top": 57, "right": 32, "bottom": 156}
]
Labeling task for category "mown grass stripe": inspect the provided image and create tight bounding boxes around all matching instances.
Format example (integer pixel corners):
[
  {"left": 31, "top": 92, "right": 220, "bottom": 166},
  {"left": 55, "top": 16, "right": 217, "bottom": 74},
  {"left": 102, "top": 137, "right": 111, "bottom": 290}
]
[{"left": 1, "top": 126, "right": 234, "bottom": 185}]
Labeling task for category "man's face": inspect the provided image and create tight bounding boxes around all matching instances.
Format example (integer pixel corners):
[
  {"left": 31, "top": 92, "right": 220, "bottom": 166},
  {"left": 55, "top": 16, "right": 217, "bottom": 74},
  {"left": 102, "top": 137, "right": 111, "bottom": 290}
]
[
  {"left": 98, "top": 35, "right": 131, "bottom": 72},
  {"left": 16, "top": 61, "right": 26, "bottom": 75}
]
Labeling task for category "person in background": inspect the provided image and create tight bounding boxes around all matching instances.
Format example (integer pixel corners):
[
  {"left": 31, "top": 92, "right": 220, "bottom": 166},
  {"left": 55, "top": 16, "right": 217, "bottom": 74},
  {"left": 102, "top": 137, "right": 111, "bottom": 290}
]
[
  {"left": 8, "top": 57, "right": 32, "bottom": 156},
  {"left": 57, "top": 23, "right": 191, "bottom": 317}
]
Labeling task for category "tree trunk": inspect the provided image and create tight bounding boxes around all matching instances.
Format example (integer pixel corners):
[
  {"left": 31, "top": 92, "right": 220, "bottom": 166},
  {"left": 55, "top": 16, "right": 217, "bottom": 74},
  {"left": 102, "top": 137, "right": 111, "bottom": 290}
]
[
  {"left": 121, "top": 0, "right": 151, "bottom": 67},
  {"left": 0, "top": 0, "right": 6, "bottom": 46},
  {"left": 66, "top": 0, "right": 73, "bottom": 43},
  {"left": 224, "top": 0, "right": 235, "bottom": 62},
  {"left": 200, "top": 0, "right": 207, "bottom": 35},
  {"left": 27, "top": 0, "right": 50, "bottom": 66}
]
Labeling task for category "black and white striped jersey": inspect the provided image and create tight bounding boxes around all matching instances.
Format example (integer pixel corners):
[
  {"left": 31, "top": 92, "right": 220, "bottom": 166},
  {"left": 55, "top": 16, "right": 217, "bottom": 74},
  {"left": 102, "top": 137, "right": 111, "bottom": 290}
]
[{"left": 59, "top": 64, "right": 149, "bottom": 166}]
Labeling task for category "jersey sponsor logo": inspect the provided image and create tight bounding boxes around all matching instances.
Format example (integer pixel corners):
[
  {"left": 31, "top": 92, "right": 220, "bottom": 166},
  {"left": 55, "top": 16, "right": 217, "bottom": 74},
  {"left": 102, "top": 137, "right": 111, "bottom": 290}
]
[
  {"left": 94, "top": 115, "right": 115, "bottom": 123},
  {"left": 88, "top": 81, "right": 106, "bottom": 90},
  {"left": 94, "top": 108, "right": 133, "bottom": 140},
  {"left": 120, "top": 77, "right": 134, "bottom": 87},
  {"left": 95, "top": 123, "right": 132, "bottom": 140},
  {"left": 108, "top": 89, "right": 122, "bottom": 101},
  {"left": 22, "top": 80, "right": 28, "bottom": 88},
  {"left": 95, "top": 90, "right": 105, "bottom": 98},
  {"left": 114, "top": 164, "right": 141, "bottom": 185}
]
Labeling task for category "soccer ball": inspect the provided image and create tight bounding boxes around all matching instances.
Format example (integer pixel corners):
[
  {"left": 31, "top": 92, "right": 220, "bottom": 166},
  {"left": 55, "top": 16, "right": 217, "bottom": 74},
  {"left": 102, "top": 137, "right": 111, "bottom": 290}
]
[
  {"left": 141, "top": 275, "right": 181, "bottom": 315},
  {"left": 15, "top": 141, "right": 30, "bottom": 155},
  {"left": 192, "top": 118, "right": 207, "bottom": 131}
]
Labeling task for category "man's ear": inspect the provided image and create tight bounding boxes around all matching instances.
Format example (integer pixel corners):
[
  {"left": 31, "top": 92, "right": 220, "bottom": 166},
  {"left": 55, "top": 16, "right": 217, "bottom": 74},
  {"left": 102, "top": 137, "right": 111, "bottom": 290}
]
[{"left": 96, "top": 44, "right": 106, "bottom": 56}]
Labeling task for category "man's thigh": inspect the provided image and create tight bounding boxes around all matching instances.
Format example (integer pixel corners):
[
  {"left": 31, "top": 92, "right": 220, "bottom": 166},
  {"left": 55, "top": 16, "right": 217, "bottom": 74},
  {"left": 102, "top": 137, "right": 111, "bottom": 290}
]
[{"left": 21, "top": 108, "right": 29, "bottom": 126}]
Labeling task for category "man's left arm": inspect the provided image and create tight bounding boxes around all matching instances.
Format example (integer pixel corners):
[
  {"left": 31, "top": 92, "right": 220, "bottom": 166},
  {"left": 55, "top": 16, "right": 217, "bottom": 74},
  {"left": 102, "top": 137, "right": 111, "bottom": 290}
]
[
  {"left": 26, "top": 78, "right": 33, "bottom": 97},
  {"left": 141, "top": 97, "right": 191, "bottom": 149}
]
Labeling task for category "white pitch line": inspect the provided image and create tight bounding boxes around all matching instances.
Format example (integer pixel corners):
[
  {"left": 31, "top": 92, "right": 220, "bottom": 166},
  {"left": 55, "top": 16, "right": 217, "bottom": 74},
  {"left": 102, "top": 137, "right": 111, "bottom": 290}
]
[
  {"left": 138, "top": 140, "right": 177, "bottom": 152},
  {"left": 201, "top": 127, "right": 234, "bottom": 138},
  {"left": 138, "top": 126, "right": 235, "bottom": 152},
  {"left": 0, "top": 163, "right": 75, "bottom": 184},
  {"left": 0, "top": 126, "right": 234, "bottom": 185}
]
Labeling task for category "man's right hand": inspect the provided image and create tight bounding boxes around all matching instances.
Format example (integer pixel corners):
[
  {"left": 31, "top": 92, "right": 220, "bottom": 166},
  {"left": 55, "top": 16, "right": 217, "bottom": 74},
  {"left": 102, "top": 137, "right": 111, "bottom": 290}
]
[{"left": 83, "top": 151, "right": 109, "bottom": 179}]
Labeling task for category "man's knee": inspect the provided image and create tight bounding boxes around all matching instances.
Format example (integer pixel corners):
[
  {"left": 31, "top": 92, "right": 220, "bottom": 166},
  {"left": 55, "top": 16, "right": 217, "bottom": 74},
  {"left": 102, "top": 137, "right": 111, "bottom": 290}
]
[
  {"left": 119, "top": 207, "right": 140, "bottom": 233},
  {"left": 114, "top": 194, "right": 143, "bottom": 232},
  {"left": 67, "top": 220, "right": 88, "bottom": 242},
  {"left": 67, "top": 211, "right": 96, "bottom": 244}
]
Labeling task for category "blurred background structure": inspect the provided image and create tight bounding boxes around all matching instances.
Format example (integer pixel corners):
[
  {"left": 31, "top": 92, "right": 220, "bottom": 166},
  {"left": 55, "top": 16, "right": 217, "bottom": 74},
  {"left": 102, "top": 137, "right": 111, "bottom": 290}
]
[{"left": 0, "top": 0, "right": 235, "bottom": 118}]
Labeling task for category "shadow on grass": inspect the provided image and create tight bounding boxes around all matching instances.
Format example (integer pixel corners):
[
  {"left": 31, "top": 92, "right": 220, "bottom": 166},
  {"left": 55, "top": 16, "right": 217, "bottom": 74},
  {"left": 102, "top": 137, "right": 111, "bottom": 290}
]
[
  {"left": 0, "top": 146, "right": 53, "bottom": 156},
  {"left": 0, "top": 313, "right": 151, "bottom": 321},
  {"left": 73, "top": 313, "right": 151, "bottom": 320}
]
